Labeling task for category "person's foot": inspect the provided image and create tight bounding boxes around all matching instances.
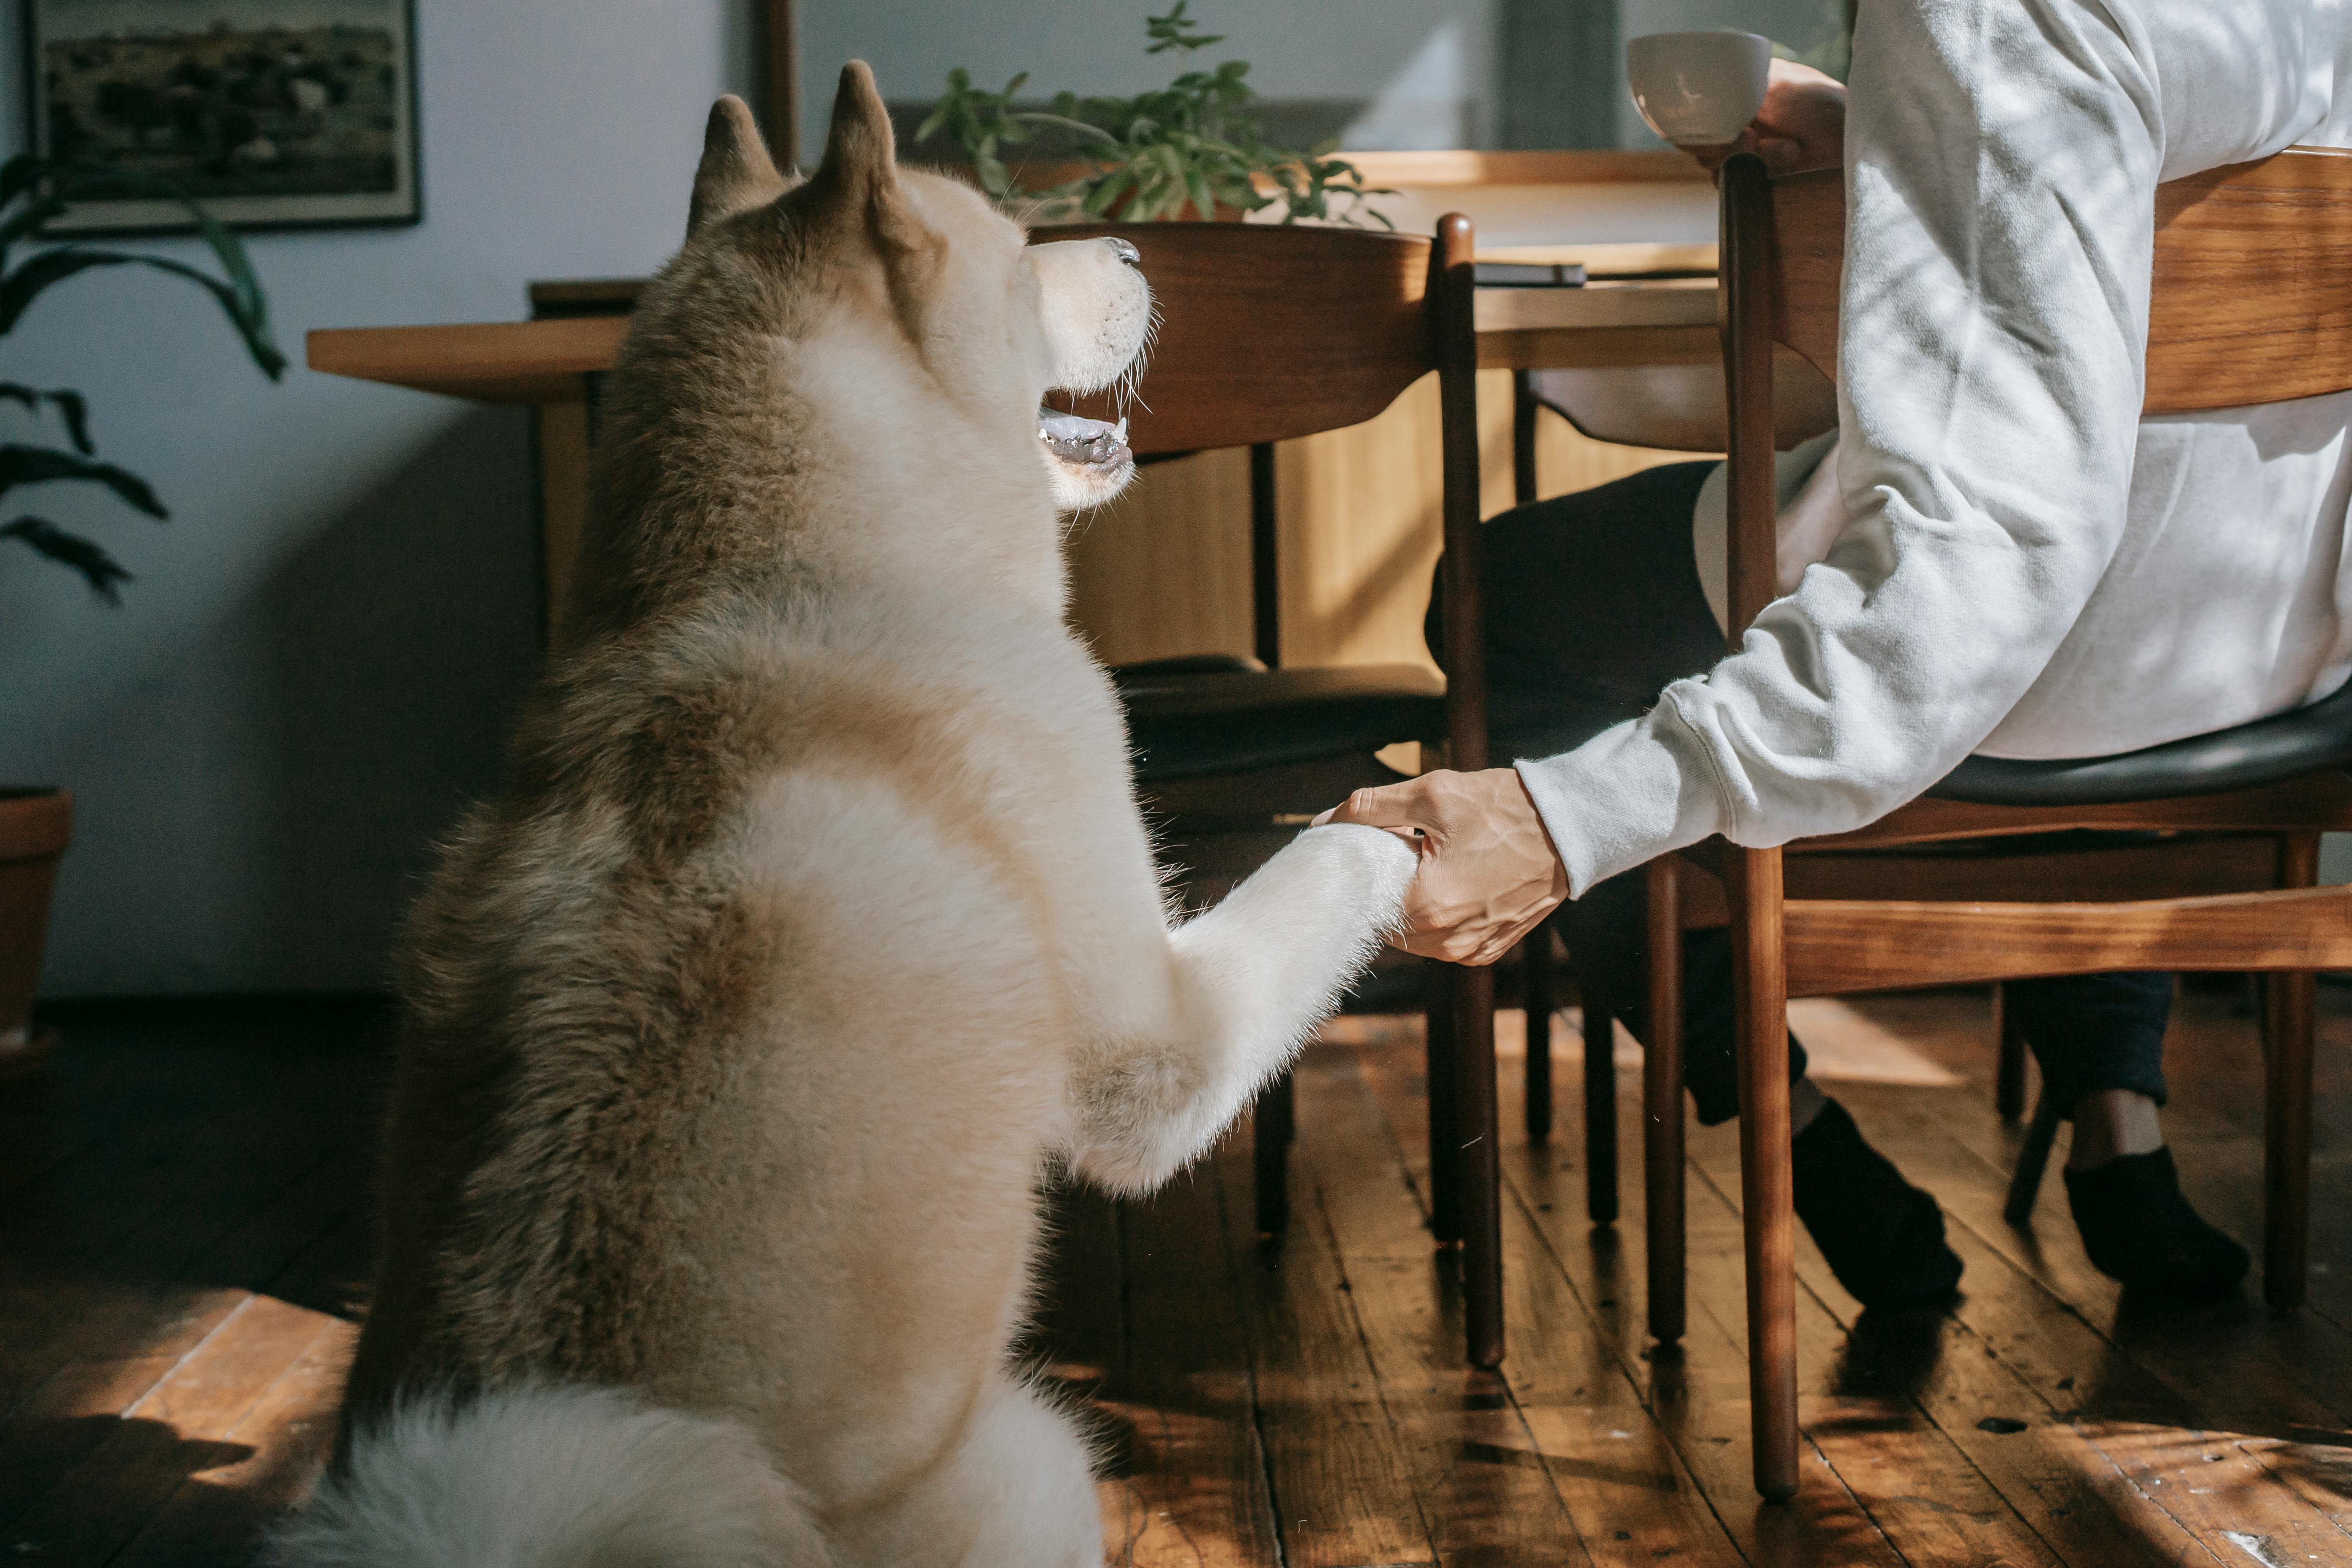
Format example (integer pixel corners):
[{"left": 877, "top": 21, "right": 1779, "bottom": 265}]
[
  {"left": 1792, "top": 1098, "right": 1964, "bottom": 1309},
  {"left": 2063, "top": 1147, "right": 2248, "bottom": 1302}
]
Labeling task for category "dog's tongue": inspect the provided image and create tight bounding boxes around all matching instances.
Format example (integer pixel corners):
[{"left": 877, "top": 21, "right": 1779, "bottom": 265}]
[{"left": 1039, "top": 408, "right": 1130, "bottom": 467}]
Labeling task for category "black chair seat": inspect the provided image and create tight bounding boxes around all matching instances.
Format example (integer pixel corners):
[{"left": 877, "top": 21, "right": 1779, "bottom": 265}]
[
  {"left": 1933, "top": 677, "right": 2352, "bottom": 807},
  {"left": 1114, "top": 661, "right": 1446, "bottom": 783}
]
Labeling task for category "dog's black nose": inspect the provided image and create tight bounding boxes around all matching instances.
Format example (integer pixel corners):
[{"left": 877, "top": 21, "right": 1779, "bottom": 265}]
[{"left": 1106, "top": 238, "right": 1141, "bottom": 267}]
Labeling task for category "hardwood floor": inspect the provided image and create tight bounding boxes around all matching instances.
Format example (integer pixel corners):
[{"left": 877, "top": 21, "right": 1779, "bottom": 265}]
[{"left": 7, "top": 983, "right": 2352, "bottom": 1565}]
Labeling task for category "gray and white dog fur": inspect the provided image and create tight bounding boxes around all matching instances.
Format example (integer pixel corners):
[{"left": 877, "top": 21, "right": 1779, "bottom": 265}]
[{"left": 265, "top": 62, "right": 1417, "bottom": 1568}]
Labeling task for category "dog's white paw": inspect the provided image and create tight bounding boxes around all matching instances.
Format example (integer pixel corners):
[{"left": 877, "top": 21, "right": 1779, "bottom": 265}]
[{"left": 1294, "top": 822, "right": 1420, "bottom": 929}]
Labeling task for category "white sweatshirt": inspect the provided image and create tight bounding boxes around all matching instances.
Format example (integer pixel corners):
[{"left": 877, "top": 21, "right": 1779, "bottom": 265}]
[{"left": 1518, "top": 0, "right": 2352, "bottom": 896}]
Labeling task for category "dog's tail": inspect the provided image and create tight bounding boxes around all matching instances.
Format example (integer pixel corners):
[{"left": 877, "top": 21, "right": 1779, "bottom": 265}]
[{"left": 266, "top": 1385, "right": 831, "bottom": 1568}]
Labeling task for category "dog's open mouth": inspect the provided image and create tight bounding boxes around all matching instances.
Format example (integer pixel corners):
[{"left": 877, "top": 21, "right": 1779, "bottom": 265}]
[
  {"left": 1039, "top": 408, "right": 1130, "bottom": 470},
  {"left": 1038, "top": 407, "right": 1134, "bottom": 511}
]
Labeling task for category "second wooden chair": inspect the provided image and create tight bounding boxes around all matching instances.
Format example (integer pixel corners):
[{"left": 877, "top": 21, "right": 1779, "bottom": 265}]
[{"left": 1050, "top": 216, "right": 1507, "bottom": 1366}]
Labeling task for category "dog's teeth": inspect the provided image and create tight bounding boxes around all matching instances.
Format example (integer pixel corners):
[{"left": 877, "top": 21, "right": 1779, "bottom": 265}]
[{"left": 1114, "top": 417, "right": 1129, "bottom": 441}]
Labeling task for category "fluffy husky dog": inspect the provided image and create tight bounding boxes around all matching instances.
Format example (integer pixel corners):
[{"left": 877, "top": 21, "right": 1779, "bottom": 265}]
[{"left": 269, "top": 63, "right": 1417, "bottom": 1568}]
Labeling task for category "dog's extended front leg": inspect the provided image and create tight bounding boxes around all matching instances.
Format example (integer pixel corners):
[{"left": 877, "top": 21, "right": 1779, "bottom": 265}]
[{"left": 1066, "top": 824, "right": 1416, "bottom": 1194}]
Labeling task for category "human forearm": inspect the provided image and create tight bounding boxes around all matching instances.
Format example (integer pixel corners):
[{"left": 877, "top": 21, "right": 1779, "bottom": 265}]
[{"left": 1523, "top": 0, "right": 2163, "bottom": 892}]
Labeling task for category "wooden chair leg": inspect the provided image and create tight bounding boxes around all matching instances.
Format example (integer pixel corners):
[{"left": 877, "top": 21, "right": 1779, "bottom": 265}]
[
  {"left": 2265, "top": 968, "right": 2316, "bottom": 1311},
  {"left": 1253, "top": 1069, "right": 1295, "bottom": 1240},
  {"left": 1728, "top": 844, "right": 1798, "bottom": 1502},
  {"left": 1455, "top": 963, "right": 1506, "bottom": 1368},
  {"left": 2265, "top": 829, "right": 2321, "bottom": 1312},
  {"left": 1994, "top": 981, "right": 2029, "bottom": 1122},
  {"left": 1427, "top": 965, "right": 1461, "bottom": 1246},
  {"left": 1524, "top": 927, "right": 1554, "bottom": 1142},
  {"left": 2002, "top": 1089, "right": 2064, "bottom": 1225},
  {"left": 1644, "top": 855, "right": 1687, "bottom": 1345},
  {"left": 1511, "top": 368, "right": 1539, "bottom": 507},
  {"left": 1584, "top": 991, "right": 1619, "bottom": 1226}
]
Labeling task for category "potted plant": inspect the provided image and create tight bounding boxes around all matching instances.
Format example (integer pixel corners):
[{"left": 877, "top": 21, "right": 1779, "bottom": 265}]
[
  {"left": 916, "top": 2, "right": 1392, "bottom": 226},
  {"left": 0, "top": 157, "right": 282, "bottom": 1081}
]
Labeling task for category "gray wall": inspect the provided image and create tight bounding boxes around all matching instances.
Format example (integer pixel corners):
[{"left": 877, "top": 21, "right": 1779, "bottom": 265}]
[
  {"left": 806, "top": 0, "right": 1849, "bottom": 158},
  {"left": 1, "top": 3, "right": 754, "bottom": 996},
  {"left": 805, "top": 0, "right": 1501, "bottom": 156}
]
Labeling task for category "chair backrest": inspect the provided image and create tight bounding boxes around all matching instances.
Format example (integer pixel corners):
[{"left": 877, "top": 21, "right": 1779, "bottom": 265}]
[
  {"left": 1756, "top": 148, "right": 2352, "bottom": 413},
  {"left": 1720, "top": 146, "right": 2352, "bottom": 634},
  {"left": 1040, "top": 220, "right": 1471, "bottom": 456},
  {"left": 1035, "top": 217, "right": 1491, "bottom": 767}
]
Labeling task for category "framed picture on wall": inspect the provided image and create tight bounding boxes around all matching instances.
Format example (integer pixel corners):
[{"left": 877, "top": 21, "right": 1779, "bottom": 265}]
[{"left": 21, "top": 0, "right": 421, "bottom": 234}]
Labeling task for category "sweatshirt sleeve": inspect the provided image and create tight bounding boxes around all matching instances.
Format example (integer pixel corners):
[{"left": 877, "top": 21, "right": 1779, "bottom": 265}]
[{"left": 1518, "top": 0, "right": 2165, "bottom": 896}]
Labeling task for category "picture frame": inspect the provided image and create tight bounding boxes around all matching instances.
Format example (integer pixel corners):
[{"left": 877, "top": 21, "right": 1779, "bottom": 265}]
[{"left": 21, "top": 0, "right": 421, "bottom": 235}]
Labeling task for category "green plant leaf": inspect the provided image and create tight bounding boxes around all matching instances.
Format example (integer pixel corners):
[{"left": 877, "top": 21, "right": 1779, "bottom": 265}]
[
  {"left": 0, "top": 249, "right": 286, "bottom": 377},
  {"left": 933, "top": 3, "right": 1392, "bottom": 229},
  {"left": 44, "top": 161, "right": 279, "bottom": 362},
  {"left": 1185, "top": 166, "right": 1216, "bottom": 220},
  {"left": 0, "top": 384, "right": 92, "bottom": 453},
  {"left": 0, "top": 154, "right": 41, "bottom": 210},
  {"left": 0, "top": 194, "right": 67, "bottom": 259},
  {"left": 1082, "top": 168, "right": 1135, "bottom": 217},
  {"left": 915, "top": 103, "right": 950, "bottom": 143},
  {"left": 0, "top": 442, "right": 167, "bottom": 516},
  {"left": 2, "top": 516, "right": 131, "bottom": 602}
]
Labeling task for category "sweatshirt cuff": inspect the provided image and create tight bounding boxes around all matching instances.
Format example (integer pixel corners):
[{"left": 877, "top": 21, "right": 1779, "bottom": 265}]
[{"left": 1512, "top": 701, "right": 1729, "bottom": 897}]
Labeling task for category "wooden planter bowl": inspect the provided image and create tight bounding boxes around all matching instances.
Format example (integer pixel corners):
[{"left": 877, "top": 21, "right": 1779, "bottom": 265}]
[{"left": 0, "top": 788, "right": 71, "bottom": 1041}]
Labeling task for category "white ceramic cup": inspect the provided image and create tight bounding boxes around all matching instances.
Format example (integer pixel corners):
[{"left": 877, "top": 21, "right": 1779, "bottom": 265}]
[{"left": 1625, "top": 31, "right": 1772, "bottom": 148}]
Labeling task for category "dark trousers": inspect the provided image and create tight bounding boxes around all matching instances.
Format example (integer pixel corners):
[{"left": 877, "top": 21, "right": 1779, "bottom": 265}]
[{"left": 1428, "top": 462, "right": 2171, "bottom": 1125}]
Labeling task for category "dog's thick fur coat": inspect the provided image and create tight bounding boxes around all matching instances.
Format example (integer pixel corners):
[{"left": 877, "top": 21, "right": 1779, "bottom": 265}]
[{"left": 269, "top": 64, "right": 1417, "bottom": 1568}]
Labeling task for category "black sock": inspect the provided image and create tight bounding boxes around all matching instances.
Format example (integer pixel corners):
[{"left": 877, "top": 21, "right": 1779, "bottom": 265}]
[
  {"left": 2063, "top": 1147, "right": 2248, "bottom": 1302},
  {"left": 1791, "top": 1099, "right": 1964, "bottom": 1309}
]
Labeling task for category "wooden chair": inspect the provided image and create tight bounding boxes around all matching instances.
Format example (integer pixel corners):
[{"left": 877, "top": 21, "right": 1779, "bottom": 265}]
[
  {"left": 1651, "top": 148, "right": 2352, "bottom": 1501},
  {"left": 1505, "top": 340, "right": 1841, "bottom": 1222},
  {"left": 1048, "top": 217, "right": 1508, "bottom": 1368}
]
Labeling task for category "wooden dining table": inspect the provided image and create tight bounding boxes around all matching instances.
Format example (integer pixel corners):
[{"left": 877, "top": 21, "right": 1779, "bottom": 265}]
[
  {"left": 306, "top": 257, "right": 1719, "bottom": 395},
  {"left": 305, "top": 243, "right": 1724, "bottom": 651}
]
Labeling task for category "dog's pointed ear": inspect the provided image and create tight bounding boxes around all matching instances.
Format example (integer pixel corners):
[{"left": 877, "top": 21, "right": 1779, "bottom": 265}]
[
  {"left": 689, "top": 95, "right": 786, "bottom": 236},
  {"left": 817, "top": 62, "right": 896, "bottom": 198},
  {"left": 813, "top": 61, "right": 932, "bottom": 256}
]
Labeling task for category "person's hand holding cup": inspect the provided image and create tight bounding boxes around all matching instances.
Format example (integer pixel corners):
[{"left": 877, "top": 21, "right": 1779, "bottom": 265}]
[{"left": 1626, "top": 32, "right": 1846, "bottom": 177}]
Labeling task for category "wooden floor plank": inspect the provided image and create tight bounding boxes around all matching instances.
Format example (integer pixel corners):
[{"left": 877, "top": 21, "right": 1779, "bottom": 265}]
[
  {"left": 1802, "top": 1393, "right": 2067, "bottom": 1567},
  {"left": 1684, "top": 1100, "right": 2260, "bottom": 1566},
  {"left": 1841, "top": 1076, "right": 2352, "bottom": 1438},
  {"left": 0, "top": 1079, "right": 364, "bottom": 1431},
  {"left": 2088, "top": 1422, "right": 2352, "bottom": 1567},
  {"left": 1660, "top": 1406, "right": 1908, "bottom": 1568},
  {"left": 1702, "top": 1000, "right": 2352, "bottom": 1568},
  {"left": 1496, "top": 1011, "right": 2174, "bottom": 1568},
  {"left": 2238, "top": 1432, "right": 2352, "bottom": 1537},
  {"left": 3, "top": 1296, "right": 331, "bottom": 1568},
  {"left": 1290, "top": 1048, "right": 1600, "bottom": 1568},
  {"left": 1356, "top": 1028, "right": 1907, "bottom": 1566},
  {"left": 1512, "top": 1404, "right": 1745, "bottom": 1568},
  {"left": 1102, "top": 1156, "right": 1281, "bottom": 1568},
  {"left": 1308, "top": 1041, "right": 1761, "bottom": 1568},
  {"left": 1209, "top": 1124, "right": 1435, "bottom": 1568},
  {"left": 0, "top": 1338, "right": 231, "bottom": 1542},
  {"left": 105, "top": 1319, "right": 354, "bottom": 1568},
  {"left": 10, "top": 992, "right": 2352, "bottom": 1568}
]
